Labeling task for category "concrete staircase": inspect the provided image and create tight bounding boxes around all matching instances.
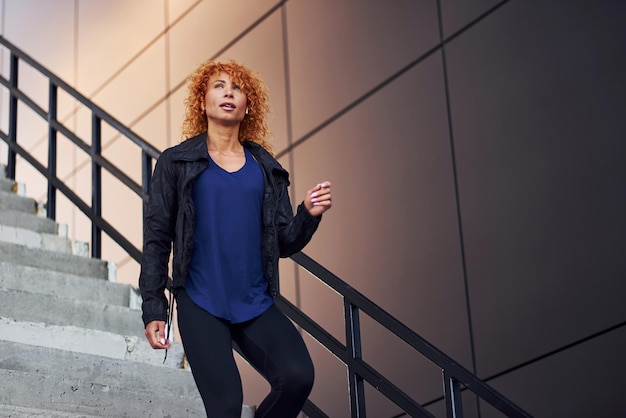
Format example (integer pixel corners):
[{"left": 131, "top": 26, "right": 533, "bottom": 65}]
[{"left": 0, "top": 165, "right": 255, "bottom": 417}]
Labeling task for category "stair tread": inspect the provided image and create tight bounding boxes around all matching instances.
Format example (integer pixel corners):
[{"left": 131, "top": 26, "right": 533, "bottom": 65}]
[
  {"left": 0, "top": 368, "right": 205, "bottom": 417},
  {"left": 0, "top": 177, "right": 15, "bottom": 193},
  {"left": 0, "top": 224, "right": 88, "bottom": 256},
  {"left": 0, "top": 403, "right": 100, "bottom": 418},
  {"left": 0, "top": 341, "right": 256, "bottom": 417},
  {"left": 0, "top": 208, "right": 57, "bottom": 234},
  {"left": 0, "top": 261, "right": 134, "bottom": 308},
  {"left": 0, "top": 189, "right": 37, "bottom": 213},
  {"left": 0, "top": 318, "right": 184, "bottom": 368},
  {"left": 0, "top": 339, "right": 194, "bottom": 393},
  {"left": 0, "top": 240, "right": 109, "bottom": 280},
  {"left": 0, "top": 288, "right": 144, "bottom": 337}
]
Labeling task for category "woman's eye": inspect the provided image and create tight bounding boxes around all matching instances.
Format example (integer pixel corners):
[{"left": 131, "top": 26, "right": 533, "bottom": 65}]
[{"left": 233, "top": 85, "right": 241, "bottom": 91}]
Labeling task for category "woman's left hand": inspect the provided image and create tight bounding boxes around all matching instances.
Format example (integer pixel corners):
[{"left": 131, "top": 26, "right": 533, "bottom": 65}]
[{"left": 305, "top": 181, "right": 332, "bottom": 217}]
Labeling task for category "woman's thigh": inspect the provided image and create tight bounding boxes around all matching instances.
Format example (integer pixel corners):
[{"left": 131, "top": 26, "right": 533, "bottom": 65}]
[
  {"left": 232, "top": 304, "right": 314, "bottom": 388},
  {"left": 176, "top": 289, "right": 243, "bottom": 417}
]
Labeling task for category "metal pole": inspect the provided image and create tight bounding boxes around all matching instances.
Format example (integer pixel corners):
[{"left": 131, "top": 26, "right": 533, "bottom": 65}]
[
  {"left": 7, "top": 53, "right": 18, "bottom": 179},
  {"left": 91, "top": 114, "right": 102, "bottom": 259},
  {"left": 345, "top": 300, "right": 366, "bottom": 417},
  {"left": 47, "top": 81, "right": 58, "bottom": 220},
  {"left": 443, "top": 370, "right": 463, "bottom": 418}
]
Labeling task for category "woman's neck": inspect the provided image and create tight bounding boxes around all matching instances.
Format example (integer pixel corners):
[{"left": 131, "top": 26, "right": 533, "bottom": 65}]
[{"left": 206, "top": 124, "right": 242, "bottom": 153}]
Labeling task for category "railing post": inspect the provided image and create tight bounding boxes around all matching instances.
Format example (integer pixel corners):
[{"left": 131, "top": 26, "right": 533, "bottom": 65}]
[
  {"left": 91, "top": 114, "right": 102, "bottom": 259},
  {"left": 345, "top": 300, "right": 366, "bottom": 417},
  {"left": 47, "top": 81, "right": 58, "bottom": 220},
  {"left": 7, "top": 53, "right": 18, "bottom": 179},
  {"left": 443, "top": 370, "right": 464, "bottom": 418}
]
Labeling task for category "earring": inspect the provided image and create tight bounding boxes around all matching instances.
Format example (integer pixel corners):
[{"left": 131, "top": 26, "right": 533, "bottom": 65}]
[{"left": 245, "top": 108, "right": 249, "bottom": 115}]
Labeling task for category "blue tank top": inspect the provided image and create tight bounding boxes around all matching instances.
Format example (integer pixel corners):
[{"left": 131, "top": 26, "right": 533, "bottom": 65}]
[{"left": 185, "top": 147, "right": 273, "bottom": 323}]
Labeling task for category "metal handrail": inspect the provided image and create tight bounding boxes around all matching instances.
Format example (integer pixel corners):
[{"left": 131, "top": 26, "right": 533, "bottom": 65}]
[
  {"left": 0, "top": 35, "right": 532, "bottom": 418},
  {"left": 0, "top": 36, "right": 159, "bottom": 262},
  {"left": 288, "top": 252, "right": 533, "bottom": 417}
]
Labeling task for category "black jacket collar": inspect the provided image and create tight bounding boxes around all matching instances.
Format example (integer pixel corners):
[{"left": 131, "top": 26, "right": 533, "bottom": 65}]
[{"left": 168, "top": 132, "right": 287, "bottom": 177}]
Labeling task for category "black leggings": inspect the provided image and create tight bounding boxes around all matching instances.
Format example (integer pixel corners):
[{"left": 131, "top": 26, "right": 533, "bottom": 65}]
[{"left": 176, "top": 289, "right": 314, "bottom": 418}]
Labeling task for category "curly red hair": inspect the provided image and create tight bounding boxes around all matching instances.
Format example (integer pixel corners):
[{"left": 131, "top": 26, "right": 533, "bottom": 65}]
[{"left": 181, "top": 59, "right": 273, "bottom": 155}]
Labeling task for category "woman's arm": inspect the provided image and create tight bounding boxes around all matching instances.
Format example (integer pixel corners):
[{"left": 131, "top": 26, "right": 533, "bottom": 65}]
[
  {"left": 276, "top": 181, "right": 332, "bottom": 257},
  {"left": 138, "top": 152, "right": 178, "bottom": 340}
]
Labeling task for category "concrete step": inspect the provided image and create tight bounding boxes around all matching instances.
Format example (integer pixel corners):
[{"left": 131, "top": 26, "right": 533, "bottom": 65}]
[
  {"left": 0, "top": 368, "right": 204, "bottom": 417},
  {"left": 0, "top": 288, "right": 145, "bottom": 337},
  {"left": 0, "top": 319, "right": 185, "bottom": 369},
  {"left": 0, "top": 208, "right": 58, "bottom": 234},
  {"left": 0, "top": 339, "right": 193, "bottom": 395},
  {"left": 0, "top": 261, "right": 137, "bottom": 308},
  {"left": 0, "top": 404, "right": 99, "bottom": 417},
  {"left": 0, "top": 240, "right": 111, "bottom": 280},
  {"left": 0, "top": 340, "right": 256, "bottom": 417},
  {"left": 0, "top": 189, "right": 37, "bottom": 214},
  {"left": 0, "top": 176, "right": 15, "bottom": 193},
  {"left": 0, "top": 224, "right": 88, "bottom": 256}
]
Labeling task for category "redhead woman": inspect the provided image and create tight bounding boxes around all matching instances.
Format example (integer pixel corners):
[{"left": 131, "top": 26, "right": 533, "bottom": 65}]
[{"left": 139, "top": 59, "right": 332, "bottom": 417}]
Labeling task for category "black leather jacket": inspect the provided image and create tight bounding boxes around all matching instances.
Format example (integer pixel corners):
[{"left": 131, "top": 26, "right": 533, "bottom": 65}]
[{"left": 139, "top": 133, "right": 321, "bottom": 326}]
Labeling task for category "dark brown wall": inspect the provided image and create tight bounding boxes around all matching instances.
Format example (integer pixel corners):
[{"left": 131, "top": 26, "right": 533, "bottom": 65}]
[{"left": 276, "top": 1, "right": 626, "bottom": 416}]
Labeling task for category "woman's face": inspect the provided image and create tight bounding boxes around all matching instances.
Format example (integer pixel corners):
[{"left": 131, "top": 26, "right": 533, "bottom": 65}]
[{"left": 204, "top": 71, "right": 248, "bottom": 126}]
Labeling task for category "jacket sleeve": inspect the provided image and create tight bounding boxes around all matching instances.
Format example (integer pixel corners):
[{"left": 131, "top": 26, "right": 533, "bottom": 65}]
[
  {"left": 274, "top": 175, "right": 322, "bottom": 257},
  {"left": 138, "top": 151, "right": 178, "bottom": 327}
]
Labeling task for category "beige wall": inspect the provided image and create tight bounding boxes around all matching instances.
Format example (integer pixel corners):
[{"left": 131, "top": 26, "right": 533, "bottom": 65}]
[{"left": 1, "top": 1, "right": 625, "bottom": 417}]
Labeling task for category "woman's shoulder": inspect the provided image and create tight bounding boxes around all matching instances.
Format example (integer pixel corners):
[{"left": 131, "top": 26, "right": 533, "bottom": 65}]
[{"left": 159, "top": 133, "right": 207, "bottom": 161}]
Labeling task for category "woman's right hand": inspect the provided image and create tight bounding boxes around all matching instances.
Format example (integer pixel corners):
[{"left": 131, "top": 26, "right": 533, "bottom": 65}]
[{"left": 145, "top": 320, "right": 172, "bottom": 349}]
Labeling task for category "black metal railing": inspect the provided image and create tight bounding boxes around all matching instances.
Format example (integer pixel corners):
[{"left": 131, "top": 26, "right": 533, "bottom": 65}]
[
  {"left": 283, "top": 253, "right": 533, "bottom": 418},
  {"left": 0, "top": 36, "right": 160, "bottom": 263},
  {"left": 0, "top": 36, "right": 532, "bottom": 418}
]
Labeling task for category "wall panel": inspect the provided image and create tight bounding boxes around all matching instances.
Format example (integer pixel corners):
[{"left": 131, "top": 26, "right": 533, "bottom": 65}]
[
  {"left": 484, "top": 327, "right": 626, "bottom": 417},
  {"left": 291, "top": 52, "right": 472, "bottom": 393},
  {"left": 134, "top": 100, "right": 170, "bottom": 151},
  {"left": 446, "top": 0, "right": 626, "bottom": 377},
  {"left": 4, "top": 0, "right": 75, "bottom": 82},
  {"left": 76, "top": 0, "right": 165, "bottom": 94},
  {"left": 440, "top": 0, "right": 501, "bottom": 37},
  {"left": 286, "top": 0, "right": 440, "bottom": 140},
  {"left": 168, "top": 0, "right": 197, "bottom": 25},
  {"left": 167, "top": 0, "right": 281, "bottom": 88},
  {"left": 91, "top": 37, "right": 167, "bottom": 127}
]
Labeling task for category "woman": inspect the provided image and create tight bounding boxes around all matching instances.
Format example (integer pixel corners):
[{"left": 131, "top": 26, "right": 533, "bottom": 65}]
[{"left": 139, "top": 59, "right": 332, "bottom": 417}]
